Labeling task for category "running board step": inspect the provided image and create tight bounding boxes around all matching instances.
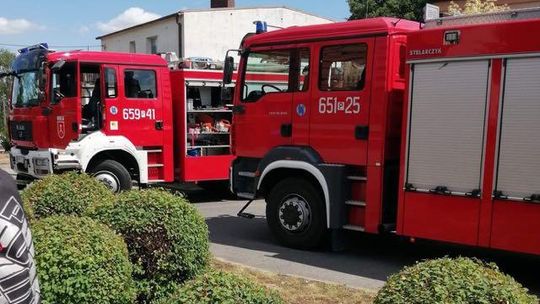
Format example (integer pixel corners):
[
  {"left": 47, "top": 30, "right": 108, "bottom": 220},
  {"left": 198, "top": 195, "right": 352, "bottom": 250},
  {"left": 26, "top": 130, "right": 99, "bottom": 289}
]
[
  {"left": 345, "top": 200, "right": 366, "bottom": 207},
  {"left": 237, "top": 192, "right": 255, "bottom": 199},
  {"left": 343, "top": 224, "right": 365, "bottom": 232},
  {"left": 148, "top": 179, "right": 165, "bottom": 183},
  {"left": 238, "top": 171, "right": 257, "bottom": 178},
  {"left": 347, "top": 176, "right": 367, "bottom": 181}
]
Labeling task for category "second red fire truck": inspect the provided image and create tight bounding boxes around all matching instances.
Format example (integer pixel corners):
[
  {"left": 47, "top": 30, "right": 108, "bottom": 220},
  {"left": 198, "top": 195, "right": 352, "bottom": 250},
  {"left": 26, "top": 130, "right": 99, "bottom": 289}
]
[{"left": 226, "top": 9, "right": 540, "bottom": 256}]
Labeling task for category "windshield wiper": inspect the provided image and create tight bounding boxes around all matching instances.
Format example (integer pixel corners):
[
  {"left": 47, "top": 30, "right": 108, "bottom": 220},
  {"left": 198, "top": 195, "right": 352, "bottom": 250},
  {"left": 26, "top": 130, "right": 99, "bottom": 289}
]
[{"left": 0, "top": 71, "right": 20, "bottom": 80}]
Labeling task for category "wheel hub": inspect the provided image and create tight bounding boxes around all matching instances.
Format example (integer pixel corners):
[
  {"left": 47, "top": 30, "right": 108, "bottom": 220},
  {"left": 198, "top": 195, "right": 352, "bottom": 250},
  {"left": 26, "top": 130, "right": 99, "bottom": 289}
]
[
  {"left": 278, "top": 195, "right": 310, "bottom": 232},
  {"left": 94, "top": 171, "right": 120, "bottom": 193}
]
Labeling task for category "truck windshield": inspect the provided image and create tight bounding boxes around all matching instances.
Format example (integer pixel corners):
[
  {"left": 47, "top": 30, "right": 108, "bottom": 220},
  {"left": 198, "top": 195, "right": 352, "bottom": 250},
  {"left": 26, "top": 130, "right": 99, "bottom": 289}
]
[
  {"left": 11, "top": 72, "right": 40, "bottom": 107},
  {"left": 10, "top": 48, "right": 47, "bottom": 107}
]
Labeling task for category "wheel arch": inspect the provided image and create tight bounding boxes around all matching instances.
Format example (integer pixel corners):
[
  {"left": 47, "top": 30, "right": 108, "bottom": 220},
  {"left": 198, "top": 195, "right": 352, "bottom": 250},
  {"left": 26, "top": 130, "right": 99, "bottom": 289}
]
[
  {"left": 257, "top": 160, "right": 331, "bottom": 228},
  {"left": 85, "top": 149, "right": 140, "bottom": 181}
]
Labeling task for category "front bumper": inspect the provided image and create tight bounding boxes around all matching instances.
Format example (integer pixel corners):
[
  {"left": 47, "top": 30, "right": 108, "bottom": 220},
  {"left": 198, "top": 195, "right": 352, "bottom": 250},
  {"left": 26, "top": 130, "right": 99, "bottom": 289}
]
[{"left": 10, "top": 147, "right": 82, "bottom": 179}]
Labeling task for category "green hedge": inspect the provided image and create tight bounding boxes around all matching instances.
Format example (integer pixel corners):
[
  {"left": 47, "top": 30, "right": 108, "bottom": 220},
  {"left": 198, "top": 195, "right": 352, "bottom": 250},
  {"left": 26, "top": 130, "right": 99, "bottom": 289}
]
[
  {"left": 21, "top": 172, "right": 114, "bottom": 220},
  {"left": 33, "top": 216, "right": 136, "bottom": 304},
  {"left": 375, "top": 257, "right": 537, "bottom": 304},
  {"left": 0, "top": 134, "right": 10, "bottom": 151},
  {"left": 154, "top": 271, "right": 284, "bottom": 304},
  {"left": 91, "top": 189, "right": 210, "bottom": 303}
]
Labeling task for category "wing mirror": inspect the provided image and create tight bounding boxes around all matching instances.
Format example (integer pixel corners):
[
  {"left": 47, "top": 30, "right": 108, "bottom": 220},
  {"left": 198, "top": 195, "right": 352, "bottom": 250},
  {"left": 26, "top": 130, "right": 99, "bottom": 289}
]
[
  {"left": 51, "top": 59, "right": 66, "bottom": 72},
  {"left": 223, "top": 56, "right": 234, "bottom": 85}
]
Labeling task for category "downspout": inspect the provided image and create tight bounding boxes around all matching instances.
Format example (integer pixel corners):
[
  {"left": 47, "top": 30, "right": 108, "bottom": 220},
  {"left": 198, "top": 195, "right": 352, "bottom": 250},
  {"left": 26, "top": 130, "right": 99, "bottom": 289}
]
[{"left": 176, "top": 12, "right": 185, "bottom": 58}]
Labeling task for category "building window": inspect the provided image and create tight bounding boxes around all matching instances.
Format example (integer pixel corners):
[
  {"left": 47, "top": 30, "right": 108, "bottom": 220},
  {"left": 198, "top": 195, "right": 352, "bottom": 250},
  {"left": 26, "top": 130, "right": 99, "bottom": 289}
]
[
  {"left": 146, "top": 36, "right": 158, "bottom": 54},
  {"left": 124, "top": 70, "right": 157, "bottom": 99},
  {"left": 319, "top": 44, "right": 367, "bottom": 91},
  {"left": 129, "top": 41, "right": 136, "bottom": 53}
]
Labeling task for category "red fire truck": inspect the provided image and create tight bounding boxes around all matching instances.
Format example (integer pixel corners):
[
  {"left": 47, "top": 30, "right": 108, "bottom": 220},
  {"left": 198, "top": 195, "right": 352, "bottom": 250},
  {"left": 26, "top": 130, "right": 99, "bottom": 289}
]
[
  {"left": 226, "top": 10, "right": 540, "bottom": 255},
  {"left": 5, "top": 46, "right": 277, "bottom": 192}
]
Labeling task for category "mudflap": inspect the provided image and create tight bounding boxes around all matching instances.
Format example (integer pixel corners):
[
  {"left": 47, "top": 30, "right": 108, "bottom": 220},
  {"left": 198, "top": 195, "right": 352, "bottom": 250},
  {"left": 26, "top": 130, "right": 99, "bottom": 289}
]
[{"left": 318, "top": 164, "right": 348, "bottom": 251}]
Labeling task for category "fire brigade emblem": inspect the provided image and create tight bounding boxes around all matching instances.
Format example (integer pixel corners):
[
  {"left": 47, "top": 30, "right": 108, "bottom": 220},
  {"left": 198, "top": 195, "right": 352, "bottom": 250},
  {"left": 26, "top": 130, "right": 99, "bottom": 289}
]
[
  {"left": 56, "top": 116, "right": 65, "bottom": 139},
  {"left": 110, "top": 106, "right": 118, "bottom": 115},
  {"left": 296, "top": 104, "right": 306, "bottom": 117}
]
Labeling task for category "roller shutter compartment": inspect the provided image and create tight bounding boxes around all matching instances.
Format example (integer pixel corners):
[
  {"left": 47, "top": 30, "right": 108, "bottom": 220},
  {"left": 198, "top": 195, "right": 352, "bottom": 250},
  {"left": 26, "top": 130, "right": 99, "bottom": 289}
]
[
  {"left": 496, "top": 57, "right": 540, "bottom": 200},
  {"left": 406, "top": 60, "right": 490, "bottom": 194}
]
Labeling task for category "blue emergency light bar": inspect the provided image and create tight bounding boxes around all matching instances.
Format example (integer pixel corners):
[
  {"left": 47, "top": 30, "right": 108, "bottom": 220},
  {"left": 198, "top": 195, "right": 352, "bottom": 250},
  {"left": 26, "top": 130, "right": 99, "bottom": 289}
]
[
  {"left": 18, "top": 43, "right": 49, "bottom": 54},
  {"left": 254, "top": 21, "right": 268, "bottom": 34}
]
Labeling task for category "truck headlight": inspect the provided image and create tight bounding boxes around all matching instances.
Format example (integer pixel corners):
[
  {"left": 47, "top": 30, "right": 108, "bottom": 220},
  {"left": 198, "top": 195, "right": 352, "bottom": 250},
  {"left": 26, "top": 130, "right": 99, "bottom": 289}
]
[{"left": 33, "top": 158, "right": 49, "bottom": 168}]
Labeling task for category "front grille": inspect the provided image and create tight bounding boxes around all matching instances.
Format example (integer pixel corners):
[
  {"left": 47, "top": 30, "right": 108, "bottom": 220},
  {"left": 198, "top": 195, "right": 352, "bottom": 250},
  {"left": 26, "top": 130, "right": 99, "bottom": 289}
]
[
  {"left": 10, "top": 121, "right": 32, "bottom": 141},
  {"left": 16, "top": 163, "right": 28, "bottom": 173}
]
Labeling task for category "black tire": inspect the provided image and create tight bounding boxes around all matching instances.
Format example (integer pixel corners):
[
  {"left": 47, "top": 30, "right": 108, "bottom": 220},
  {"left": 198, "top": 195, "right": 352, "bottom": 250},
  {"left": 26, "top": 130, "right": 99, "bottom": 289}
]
[
  {"left": 266, "top": 177, "right": 326, "bottom": 249},
  {"left": 88, "top": 160, "right": 132, "bottom": 193}
]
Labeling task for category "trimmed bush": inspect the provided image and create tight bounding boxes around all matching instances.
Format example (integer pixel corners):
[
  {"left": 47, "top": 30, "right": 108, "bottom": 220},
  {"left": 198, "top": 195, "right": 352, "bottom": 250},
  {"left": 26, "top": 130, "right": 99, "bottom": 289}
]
[
  {"left": 375, "top": 257, "right": 537, "bottom": 304},
  {"left": 91, "top": 189, "right": 210, "bottom": 303},
  {"left": 21, "top": 172, "right": 114, "bottom": 220},
  {"left": 154, "top": 270, "right": 284, "bottom": 304},
  {"left": 0, "top": 134, "right": 10, "bottom": 151},
  {"left": 33, "top": 216, "right": 136, "bottom": 304}
]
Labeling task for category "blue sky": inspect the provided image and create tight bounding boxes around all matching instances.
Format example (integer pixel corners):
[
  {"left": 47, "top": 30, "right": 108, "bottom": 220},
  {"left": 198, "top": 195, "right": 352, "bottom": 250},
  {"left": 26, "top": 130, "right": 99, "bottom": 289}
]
[{"left": 0, "top": 0, "right": 351, "bottom": 52}]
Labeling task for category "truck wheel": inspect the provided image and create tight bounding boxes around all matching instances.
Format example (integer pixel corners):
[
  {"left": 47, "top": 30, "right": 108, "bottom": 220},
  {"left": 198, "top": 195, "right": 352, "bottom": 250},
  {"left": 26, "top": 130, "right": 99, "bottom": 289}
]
[
  {"left": 266, "top": 177, "right": 326, "bottom": 249},
  {"left": 88, "top": 160, "right": 132, "bottom": 193}
]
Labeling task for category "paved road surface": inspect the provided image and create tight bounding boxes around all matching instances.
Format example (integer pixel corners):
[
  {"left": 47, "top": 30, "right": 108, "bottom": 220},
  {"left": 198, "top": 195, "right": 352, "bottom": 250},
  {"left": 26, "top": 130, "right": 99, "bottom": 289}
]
[
  {"left": 2, "top": 153, "right": 539, "bottom": 293},
  {"left": 188, "top": 190, "right": 540, "bottom": 294}
]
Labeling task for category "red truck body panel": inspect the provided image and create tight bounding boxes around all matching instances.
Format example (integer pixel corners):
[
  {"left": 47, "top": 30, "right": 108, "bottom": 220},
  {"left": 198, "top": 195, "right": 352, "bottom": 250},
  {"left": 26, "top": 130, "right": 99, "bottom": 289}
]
[{"left": 398, "top": 18, "right": 540, "bottom": 255}]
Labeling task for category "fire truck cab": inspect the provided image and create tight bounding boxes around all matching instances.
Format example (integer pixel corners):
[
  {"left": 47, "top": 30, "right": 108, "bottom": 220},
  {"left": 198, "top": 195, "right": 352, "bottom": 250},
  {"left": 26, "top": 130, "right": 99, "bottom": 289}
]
[
  {"left": 229, "top": 11, "right": 540, "bottom": 256},
  {"left": 9, "top": 48, "right": 174, "bottom": 191},
  {"left": 228, "top": 18, "right": 419, "bottom": 248}
]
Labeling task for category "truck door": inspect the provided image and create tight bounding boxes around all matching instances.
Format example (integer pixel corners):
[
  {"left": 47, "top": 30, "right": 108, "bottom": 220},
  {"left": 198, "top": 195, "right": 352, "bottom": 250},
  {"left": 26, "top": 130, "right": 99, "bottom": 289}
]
[
  {"left": 233, "top": 47, "right": 294, "bottom": 157},
  {"left": 309, "top": 39, "right": 374, "bottom": 165},
  {"left": 106, "top": 66, "right": 164, "bottom": 148},
  {"left": 291, "top": 47, "right": 312, "bottom": 145},
  {"left": 491, "top": 57, "right": 540, "bottom": 254},
  {"left": 48, "top": 62, "right": 80, "bottom": 148},
  {"left": 100, "top": 65, "right": 120, "bottom": 134}
]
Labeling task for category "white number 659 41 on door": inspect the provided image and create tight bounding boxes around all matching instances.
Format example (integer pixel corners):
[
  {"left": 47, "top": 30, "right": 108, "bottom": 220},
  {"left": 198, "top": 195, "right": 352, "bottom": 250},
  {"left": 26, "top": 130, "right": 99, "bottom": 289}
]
[{"left": 122, "top": 108, "right": 156, "bottom": 120}]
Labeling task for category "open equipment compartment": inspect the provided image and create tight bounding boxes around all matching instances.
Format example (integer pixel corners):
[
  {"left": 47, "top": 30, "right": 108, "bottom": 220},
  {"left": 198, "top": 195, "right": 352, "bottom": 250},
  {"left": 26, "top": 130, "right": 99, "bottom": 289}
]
[
  {"left": 185, "top": 80, "right": 233, "bottom": 157},
  {"left": 170, "top": 68, "right": 235, "bottom": 182}
]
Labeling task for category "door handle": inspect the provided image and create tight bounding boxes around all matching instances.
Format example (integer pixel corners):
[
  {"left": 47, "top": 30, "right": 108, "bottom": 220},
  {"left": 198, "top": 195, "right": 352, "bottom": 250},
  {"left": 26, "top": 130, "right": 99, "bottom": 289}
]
[
  {"left": 41, "top": 107, "right": 52, "bottom": 116},
  {"left": 232, "top": 105, "right": 245, "bottom": 114},
  {"left": 281, "top": 123, "right": 292, "bottom": 137},
  {"left": 155, "top": 120, "right": 163, "bottom": 130},
  {"left": 355, "top": 125, "right": 369, "bottom": 140}
]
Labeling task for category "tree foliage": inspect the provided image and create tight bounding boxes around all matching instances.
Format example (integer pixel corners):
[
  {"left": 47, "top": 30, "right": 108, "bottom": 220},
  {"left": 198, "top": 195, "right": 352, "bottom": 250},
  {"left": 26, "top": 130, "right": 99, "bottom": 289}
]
[
  {"left": 348, "top": 0, "right": 429, "bottom": 21},
  {"left": 0, "top": 49, "right": 15, "bottom": 136},
  {"left": 448, "top": 0, "right": 509, "bottom": 15}
]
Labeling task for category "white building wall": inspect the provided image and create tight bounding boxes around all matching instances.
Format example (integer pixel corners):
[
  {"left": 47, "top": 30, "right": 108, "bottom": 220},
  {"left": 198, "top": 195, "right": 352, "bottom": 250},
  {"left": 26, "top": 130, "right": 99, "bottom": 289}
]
[
  {"left": 182, "top": 7, "right": 333, "bottom": 60},
  {"left": 99, "top": 7, "right": 333, "bottom": 59},
  {"left": 100, "top": 17, "right": 179, "bottom": 54}
]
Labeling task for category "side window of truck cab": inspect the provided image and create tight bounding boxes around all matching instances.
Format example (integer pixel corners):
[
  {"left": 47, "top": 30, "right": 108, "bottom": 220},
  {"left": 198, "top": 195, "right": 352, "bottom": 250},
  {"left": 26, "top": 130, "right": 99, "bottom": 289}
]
[
  {"left": 50, "top": 62, "right": 77, "bottom": 104},
  {"left": 124, "top": 69, "right": 157, "bottom": 99},
  {"left": 104, "top": 68, "right": 117, "bottom": 98},
  {"left": 241, "top": 48, "right": 311, "bottom": 102},
  {"left": 319, "top": 44, "right": 367, "bottom": 91},
  {"left": 241, "top": 50, "right": 291, "bottom": 103}
]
